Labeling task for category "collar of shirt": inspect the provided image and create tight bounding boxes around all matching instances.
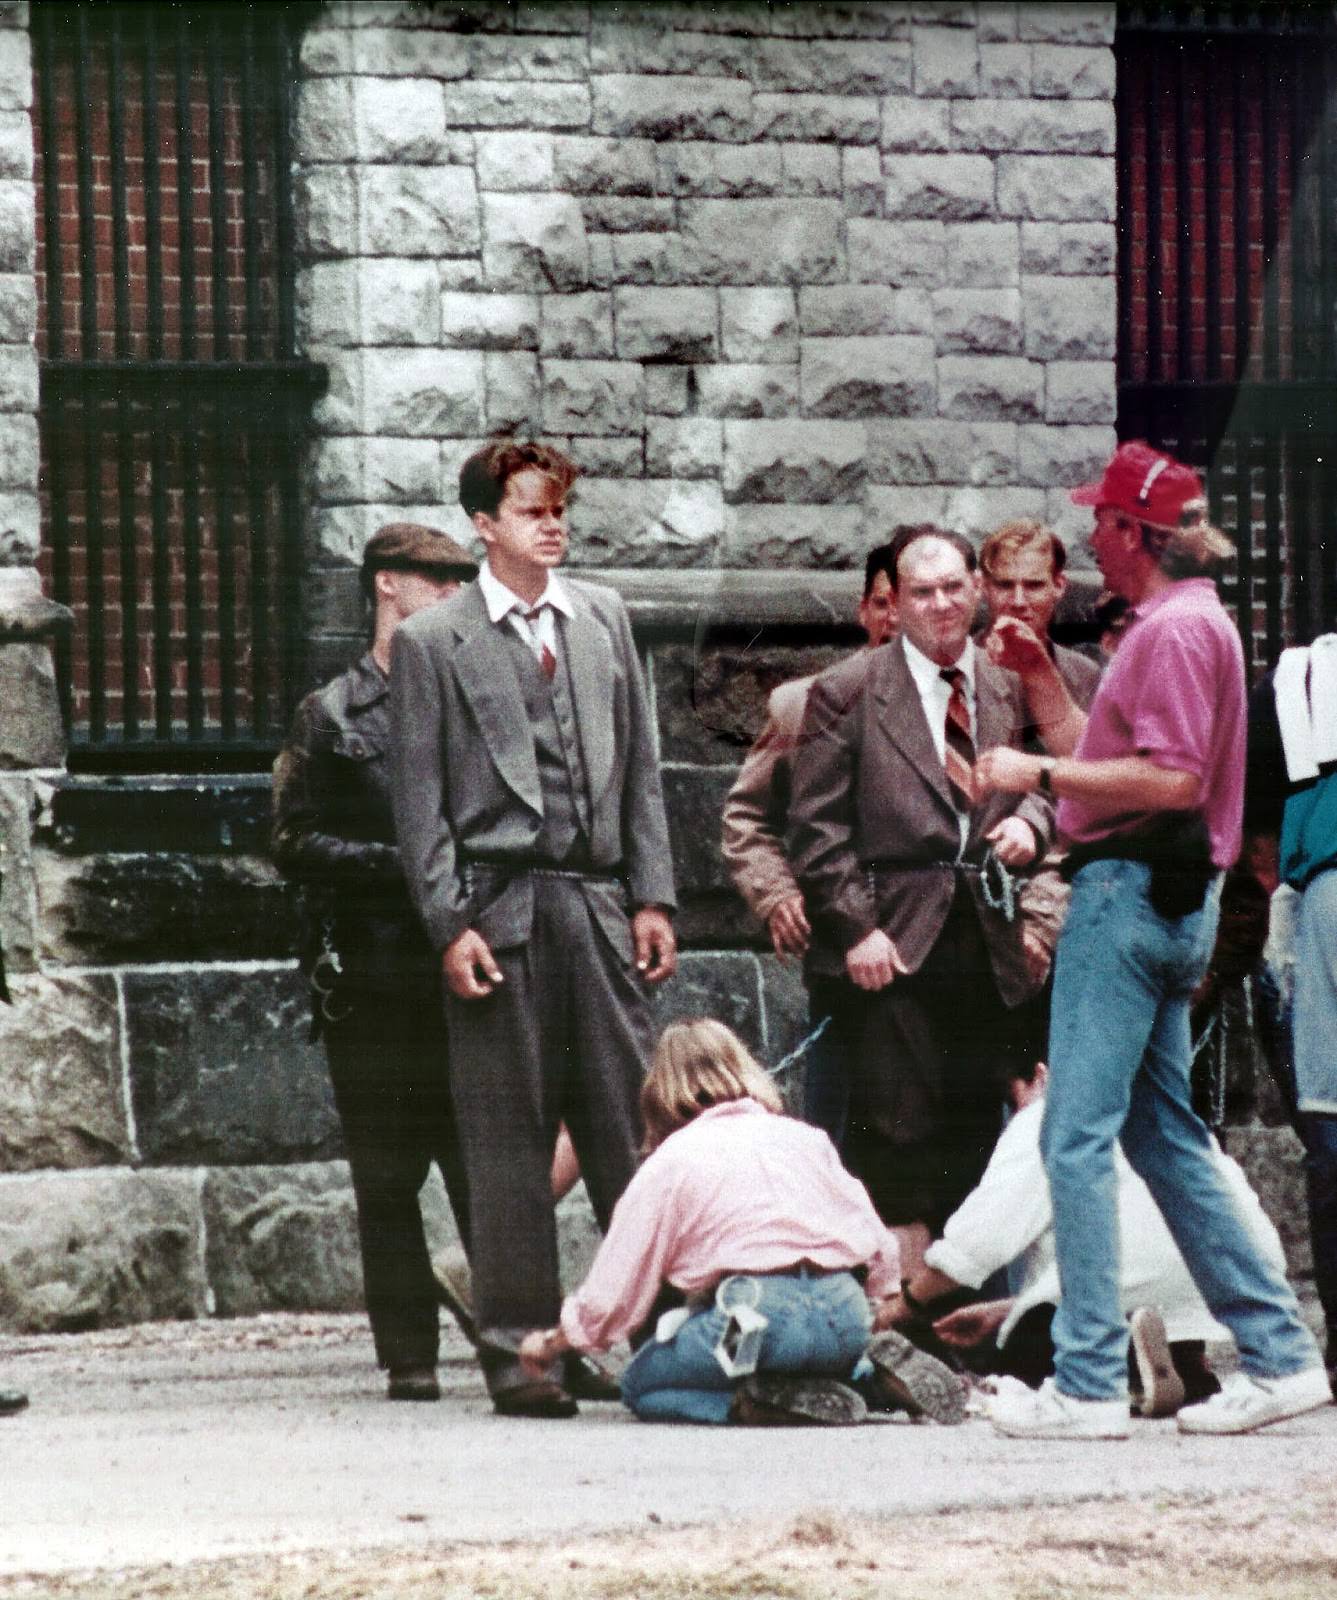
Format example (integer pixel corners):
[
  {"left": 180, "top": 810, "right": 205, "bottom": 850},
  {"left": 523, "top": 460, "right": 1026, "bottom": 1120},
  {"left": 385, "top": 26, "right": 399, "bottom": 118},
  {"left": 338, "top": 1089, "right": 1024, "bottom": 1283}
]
[
  {"left": 902, "top": 633, "right": 976, "bottom": 704},
  {"left": 478, "top": 562, "right": 576, "bottom": 625},
  {"left": 479, "top": 562, "right": 575, "bottom": 658},
  {"left": 1127, "top": 577, "right": 1216, "bottom": 628}
]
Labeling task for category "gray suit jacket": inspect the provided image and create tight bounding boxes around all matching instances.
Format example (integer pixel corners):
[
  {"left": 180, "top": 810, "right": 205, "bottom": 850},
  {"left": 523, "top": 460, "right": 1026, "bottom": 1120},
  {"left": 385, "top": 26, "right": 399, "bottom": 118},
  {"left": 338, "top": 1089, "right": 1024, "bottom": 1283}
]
[
  {"left": 389, "top": 577, "right": 675, "bottom": 957},
  {"left": 788, "top": 638, "right": 1054, "bottom": 1005}
]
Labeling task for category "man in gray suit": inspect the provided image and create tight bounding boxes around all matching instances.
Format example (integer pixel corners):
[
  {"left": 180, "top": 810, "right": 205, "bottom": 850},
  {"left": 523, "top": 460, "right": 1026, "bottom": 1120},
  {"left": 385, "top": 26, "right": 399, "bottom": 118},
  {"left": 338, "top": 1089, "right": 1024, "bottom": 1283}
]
[
  {"left": 790, "top": 527, "right": 1054, "bottom": 1272},
  {"left": 390, "top": 439, "right": 676, "bottom": 1418}
]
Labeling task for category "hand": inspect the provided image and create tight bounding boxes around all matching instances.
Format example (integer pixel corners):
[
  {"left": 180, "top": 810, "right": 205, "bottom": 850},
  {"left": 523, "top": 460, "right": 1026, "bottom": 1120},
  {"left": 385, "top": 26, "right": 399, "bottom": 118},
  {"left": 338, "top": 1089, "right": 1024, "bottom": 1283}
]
[
  {"left": 973, "top": 747, "right": 1041, "bottom": 799},
  {"left": 443, "top": 928, "right": 504, "bottom": 999},
  {"left": 518, "top": 1328, "right": 563, "bottom": 1380},
  {"left": 986, "top": 815, "right": 1038, "bottom": 868},
  {"left": 983, "top": 616, "right": 1052, "bottom": 679},
  {"left": 872, "top": 1293, "right": 912, "bottom": 1332},
  {"left": 931, "top": 1299, "right": 1011, "bottom": 1350},
  {"left": 1021, "top": 926, "right": 1052, "bottom": 986},
  {"left": 844, "top": 928, "right": 909, "bottom": 993},
  {"left": 768, "top": 894, "right": 811, "bottom": 960},
  {"left": 633, "top": 906, "right": 677, "bottom": 984}
]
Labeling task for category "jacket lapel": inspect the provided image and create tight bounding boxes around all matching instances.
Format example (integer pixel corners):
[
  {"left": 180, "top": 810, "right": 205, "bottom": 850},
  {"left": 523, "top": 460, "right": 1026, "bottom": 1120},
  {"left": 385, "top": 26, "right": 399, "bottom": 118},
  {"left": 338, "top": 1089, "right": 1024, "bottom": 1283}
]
[
  {"left": 562, "top": 595, "right": 616, "bottom": 803},
  {"left": 874, "top": 641, "right": 956, "bottom": 817},
  {"left": 450, "top": 587, "right": 542, "bottom": 814},
  {"left": 974, "top": 658, "right": 1021, "bottom": 754}
]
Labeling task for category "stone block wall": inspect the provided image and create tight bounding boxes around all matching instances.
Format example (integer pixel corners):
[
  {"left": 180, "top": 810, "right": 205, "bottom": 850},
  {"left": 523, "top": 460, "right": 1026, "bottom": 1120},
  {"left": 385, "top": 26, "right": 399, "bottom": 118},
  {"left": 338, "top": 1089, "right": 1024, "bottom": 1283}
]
[
  {"left": 0, "top": 0, "right": 1318, "bottom": 1337},
  {"left": 294, "top": 0, "right": 1118, "bottom": 620}
]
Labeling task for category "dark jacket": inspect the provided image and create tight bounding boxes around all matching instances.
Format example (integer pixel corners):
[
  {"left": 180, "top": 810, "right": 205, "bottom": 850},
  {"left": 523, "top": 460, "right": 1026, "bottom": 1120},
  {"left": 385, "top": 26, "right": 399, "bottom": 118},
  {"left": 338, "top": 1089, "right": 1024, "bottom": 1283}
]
[{"left": 272, "top": 652, "right": 436, "bottom": 993}]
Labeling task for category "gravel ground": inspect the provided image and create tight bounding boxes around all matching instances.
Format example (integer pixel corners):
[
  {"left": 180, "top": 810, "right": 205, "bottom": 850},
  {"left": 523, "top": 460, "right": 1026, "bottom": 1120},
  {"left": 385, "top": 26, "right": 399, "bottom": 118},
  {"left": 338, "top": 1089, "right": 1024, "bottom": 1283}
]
[{"left": 1, "top": 1312, "right": 1334, "bottom": 1598}]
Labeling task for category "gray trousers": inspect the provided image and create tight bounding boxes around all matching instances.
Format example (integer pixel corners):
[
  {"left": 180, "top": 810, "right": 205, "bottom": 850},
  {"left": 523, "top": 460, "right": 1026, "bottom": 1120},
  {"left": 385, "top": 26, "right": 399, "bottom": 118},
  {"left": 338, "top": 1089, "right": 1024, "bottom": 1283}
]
[{"left": 444, "top": 875, "right": 652, "bottom": 1395}]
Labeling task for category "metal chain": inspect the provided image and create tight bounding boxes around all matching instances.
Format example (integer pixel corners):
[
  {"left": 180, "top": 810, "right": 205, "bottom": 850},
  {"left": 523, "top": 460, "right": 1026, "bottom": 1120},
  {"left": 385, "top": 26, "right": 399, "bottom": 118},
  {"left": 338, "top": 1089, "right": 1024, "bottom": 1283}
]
[{"left": 768, "top": 1015, "right": 832, "bottom": 1082}]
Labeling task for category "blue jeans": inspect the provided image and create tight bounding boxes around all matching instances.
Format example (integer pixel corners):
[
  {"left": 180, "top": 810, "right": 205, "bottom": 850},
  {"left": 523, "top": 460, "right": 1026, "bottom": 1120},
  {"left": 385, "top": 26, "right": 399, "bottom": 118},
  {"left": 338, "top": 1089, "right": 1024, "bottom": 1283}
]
[
  {"left": 1256, "top": 948, "right": 1337, "bottom": 1360},
  {"left": 1042, "top": 860, "right": 1320, "bottom": 1401},
  {"left": 619, "top": 1269, "right": 871, "bottom": 1425}
]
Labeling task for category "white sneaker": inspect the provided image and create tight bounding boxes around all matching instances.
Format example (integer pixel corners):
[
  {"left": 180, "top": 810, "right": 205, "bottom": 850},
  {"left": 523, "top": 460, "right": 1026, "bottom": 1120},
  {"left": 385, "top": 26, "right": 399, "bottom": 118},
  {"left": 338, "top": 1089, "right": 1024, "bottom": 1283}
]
[
  {"left": 989, "top": 1376, "right": 1131, "bottom": 1440},
  {"left": 1176, "top": 1366, "right": 1332, "bottom": 1435}
]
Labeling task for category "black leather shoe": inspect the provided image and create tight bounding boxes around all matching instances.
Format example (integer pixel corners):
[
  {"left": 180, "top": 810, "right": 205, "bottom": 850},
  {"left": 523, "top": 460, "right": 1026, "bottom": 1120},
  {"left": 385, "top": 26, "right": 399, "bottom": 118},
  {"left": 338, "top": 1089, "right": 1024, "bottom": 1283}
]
[
  {"left": 492, "top": 1380, "right": 578, "bottom": 1419},
  {"left": 562, "top": 1351, "right": 621, "bottom": 1402},
  {"left": 0, "top": 1389, "right": 29, "bottom": 1417},
  {"left": 387, "top": 1366, "right": 440, "bottom": 1402}
]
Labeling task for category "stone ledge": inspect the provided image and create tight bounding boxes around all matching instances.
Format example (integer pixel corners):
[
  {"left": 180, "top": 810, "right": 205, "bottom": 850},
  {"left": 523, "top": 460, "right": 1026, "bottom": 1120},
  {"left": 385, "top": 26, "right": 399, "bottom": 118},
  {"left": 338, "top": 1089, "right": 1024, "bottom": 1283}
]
[{"left": 305, "top": 564, "right": 1107, "bottom": 638}]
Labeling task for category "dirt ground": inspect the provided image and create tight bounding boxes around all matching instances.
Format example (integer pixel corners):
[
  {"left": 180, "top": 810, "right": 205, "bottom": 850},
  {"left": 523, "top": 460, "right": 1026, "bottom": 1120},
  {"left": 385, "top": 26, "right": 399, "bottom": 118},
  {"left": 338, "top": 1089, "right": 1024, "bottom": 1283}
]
[
  {"left": 2, "top": 1480, "right": 1334, "bottom": 1600},
  {"left": 3, "top": 1312, "right": 1335, "bottom": 1599}
]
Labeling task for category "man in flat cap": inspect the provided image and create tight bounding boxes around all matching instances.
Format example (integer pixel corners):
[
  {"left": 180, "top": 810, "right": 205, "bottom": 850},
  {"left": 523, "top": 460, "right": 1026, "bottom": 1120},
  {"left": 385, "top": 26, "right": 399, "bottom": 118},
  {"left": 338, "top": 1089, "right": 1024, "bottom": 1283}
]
[{"left": 272, "top": 522, "right": 478, "bottom": 1403}]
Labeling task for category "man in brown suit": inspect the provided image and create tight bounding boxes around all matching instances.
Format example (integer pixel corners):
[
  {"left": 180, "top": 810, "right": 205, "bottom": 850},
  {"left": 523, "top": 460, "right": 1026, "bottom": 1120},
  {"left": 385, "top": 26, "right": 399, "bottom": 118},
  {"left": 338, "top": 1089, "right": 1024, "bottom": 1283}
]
[
  {"left": 721, "top": 541, "right": 897, "bottom": 1144},
  {"left": 790, "top": 528, "right": 1054, "bottom": 1262}
]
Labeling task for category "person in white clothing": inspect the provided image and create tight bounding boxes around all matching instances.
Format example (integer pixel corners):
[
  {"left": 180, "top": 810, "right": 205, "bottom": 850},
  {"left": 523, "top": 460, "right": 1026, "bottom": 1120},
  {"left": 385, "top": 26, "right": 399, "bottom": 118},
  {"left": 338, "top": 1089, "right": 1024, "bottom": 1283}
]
[{"left": 879, "top": 1065, "right": 1287, "bottom": 1414}]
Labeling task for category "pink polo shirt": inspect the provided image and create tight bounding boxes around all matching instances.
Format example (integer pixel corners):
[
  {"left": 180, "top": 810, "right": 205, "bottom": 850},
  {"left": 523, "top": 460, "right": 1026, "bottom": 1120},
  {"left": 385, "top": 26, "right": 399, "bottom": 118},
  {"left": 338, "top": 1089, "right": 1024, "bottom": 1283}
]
[
  {"left": 560, "top": 1099, "right": 900, "bottom": 1353},
  {"left": 1057, "top": 579, "right": 1246, "bottom": 869}
]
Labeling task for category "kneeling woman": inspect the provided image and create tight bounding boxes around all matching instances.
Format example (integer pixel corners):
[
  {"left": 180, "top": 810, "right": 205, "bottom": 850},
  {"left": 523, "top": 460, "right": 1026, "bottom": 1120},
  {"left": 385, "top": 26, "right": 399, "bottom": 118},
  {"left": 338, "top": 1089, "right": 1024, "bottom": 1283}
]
[{"left": 519, "top": 1019, "right": 964, "bottom": 1425}]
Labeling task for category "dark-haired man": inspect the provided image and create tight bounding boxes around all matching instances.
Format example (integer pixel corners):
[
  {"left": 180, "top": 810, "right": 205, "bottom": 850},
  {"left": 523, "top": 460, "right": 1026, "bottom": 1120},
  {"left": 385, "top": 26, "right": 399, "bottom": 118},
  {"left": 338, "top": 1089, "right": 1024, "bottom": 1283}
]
[
  {"left": 721, "top": 542, "right": 897, "bottom": 1145},
  {"left": 390, "top": 439, "right": 676, "bottom": 1418},
  {"left": 976, "top": 441, "right": 1327, "bottom": 1439},
  {"left": 272, "top": 522, "right": 478, "bottom": 1403},
  {"left": 790, "top": 527, "right": 1054, "bottom": 1271}
]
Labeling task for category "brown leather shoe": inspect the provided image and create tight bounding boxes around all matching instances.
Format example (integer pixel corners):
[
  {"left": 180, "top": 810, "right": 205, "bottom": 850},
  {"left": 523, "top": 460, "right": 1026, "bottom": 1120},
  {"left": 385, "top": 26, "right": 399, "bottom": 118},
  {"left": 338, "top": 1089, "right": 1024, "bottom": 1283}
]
[
  {"left": 492, "top": 1379, "right": 578, "bottom": 1419},
  {"left": 562, "top": 1351, "right": 621, "bottom": 1402},
  {"left": 729, "top": 1375, "right": 867, "bottom": 1427},
  {"left": 386, "top": 1366, "right": 440, "bottom": 1402}
]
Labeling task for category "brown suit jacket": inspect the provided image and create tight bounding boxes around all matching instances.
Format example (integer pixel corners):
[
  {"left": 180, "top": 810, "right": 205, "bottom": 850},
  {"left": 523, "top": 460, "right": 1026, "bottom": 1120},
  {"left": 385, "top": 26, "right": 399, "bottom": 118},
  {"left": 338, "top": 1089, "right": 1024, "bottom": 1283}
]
[
  {"left": 789, "top": 639, "right": 1054, "bottom": 1005},
  {"left": 720, "top": 673, "right": 814, "bottom": 925}
]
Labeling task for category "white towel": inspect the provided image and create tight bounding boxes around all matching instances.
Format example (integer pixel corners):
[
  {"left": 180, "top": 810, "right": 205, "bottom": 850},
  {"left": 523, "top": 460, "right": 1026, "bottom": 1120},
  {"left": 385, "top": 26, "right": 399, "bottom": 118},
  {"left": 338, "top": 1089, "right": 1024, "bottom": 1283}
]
[{"left": 1274, "top": 634, "right": 1337, "bottom": 783}]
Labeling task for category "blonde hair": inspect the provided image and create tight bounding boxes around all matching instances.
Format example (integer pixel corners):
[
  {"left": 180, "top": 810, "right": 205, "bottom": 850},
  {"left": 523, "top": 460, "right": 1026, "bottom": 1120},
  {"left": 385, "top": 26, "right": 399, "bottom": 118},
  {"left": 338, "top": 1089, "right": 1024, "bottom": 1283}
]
[
  {"left": 1137, "top": 499, "right": 1235, "bottom": 578},
  {"left": 639, "top": 1018, "right": 784, "bottom": 1154},
  {"left": 979, "top": 519, "right": 1067, "bottom": 580}
]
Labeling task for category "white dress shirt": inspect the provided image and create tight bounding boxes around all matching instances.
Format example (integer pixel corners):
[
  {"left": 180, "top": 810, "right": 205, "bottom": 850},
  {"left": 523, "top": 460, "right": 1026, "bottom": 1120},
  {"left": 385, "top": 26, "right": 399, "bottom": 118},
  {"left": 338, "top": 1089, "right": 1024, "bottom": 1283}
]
[
  {"left": 901, "top": 634, "right": 978, "bottom": 763},
  {"left": 478, "top": 561, "right": 575, "bottom": 666},
  {"left": 902, "top": 635, "right": 976, "bottom": 847}
]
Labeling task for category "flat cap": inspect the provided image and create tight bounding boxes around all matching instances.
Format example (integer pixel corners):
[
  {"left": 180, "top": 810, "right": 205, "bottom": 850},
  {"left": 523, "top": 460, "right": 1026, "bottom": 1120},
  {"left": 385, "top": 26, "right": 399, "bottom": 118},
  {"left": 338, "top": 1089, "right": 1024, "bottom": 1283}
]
[{"left": 361, "top": 522, "right": 479, "bottom": 581}]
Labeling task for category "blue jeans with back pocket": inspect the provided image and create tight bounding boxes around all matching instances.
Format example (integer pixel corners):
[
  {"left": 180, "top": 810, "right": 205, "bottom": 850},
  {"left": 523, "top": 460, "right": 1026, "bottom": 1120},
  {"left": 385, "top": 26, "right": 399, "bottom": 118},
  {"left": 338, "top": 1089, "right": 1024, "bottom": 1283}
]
[
  {"left": 618, "top": 1267, "right": 871, "bottom": 1425},
  {"left": 1041, "top": 859, "right": 1320, "bottom": 1400}
]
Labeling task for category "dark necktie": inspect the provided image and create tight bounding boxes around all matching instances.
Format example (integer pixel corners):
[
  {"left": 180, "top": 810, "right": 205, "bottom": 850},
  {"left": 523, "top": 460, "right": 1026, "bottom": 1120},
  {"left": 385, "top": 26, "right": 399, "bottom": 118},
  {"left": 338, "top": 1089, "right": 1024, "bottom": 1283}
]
[
  {"left": 524, "top": 605, "right": 557, "bottom": 681},
  {"left": 939, "top": 667, "right": 975, "bottom": 812}
]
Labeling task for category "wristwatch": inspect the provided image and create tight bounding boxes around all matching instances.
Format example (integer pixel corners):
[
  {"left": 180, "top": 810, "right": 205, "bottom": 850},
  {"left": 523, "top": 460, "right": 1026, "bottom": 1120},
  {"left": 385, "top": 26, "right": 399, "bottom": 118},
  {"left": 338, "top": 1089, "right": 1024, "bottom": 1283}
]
[{"left": 1037, "top": 759, "right": 1055, "bottom": 796}]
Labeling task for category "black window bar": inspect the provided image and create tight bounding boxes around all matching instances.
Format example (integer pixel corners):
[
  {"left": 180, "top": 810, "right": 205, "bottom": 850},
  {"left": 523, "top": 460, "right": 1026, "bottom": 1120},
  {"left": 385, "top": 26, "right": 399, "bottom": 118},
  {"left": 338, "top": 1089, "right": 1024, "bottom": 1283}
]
[
  {"left": 1116, "top": 3, "right": 1337, "bottom": 667},
  {"left": 34, "top": 1, "right": 325, "bottom": 769}
]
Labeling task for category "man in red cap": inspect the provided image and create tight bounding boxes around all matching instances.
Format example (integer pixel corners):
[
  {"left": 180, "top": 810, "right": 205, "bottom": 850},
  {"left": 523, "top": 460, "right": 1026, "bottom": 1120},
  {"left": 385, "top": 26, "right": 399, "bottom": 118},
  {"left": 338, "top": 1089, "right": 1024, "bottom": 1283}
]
[{"left": 973, "top": 441, "right": 1329, "bottom": 1439}]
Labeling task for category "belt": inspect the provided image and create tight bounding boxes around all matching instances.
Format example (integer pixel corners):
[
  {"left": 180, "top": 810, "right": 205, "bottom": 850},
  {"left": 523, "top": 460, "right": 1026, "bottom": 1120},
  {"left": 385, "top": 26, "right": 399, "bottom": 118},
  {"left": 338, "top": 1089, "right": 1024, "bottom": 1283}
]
[
  {"left": 463, "top": 856, "right": 625, "bottom": 886},
  {"left": 862, "top": 852, "right": 1018, "bottom": 923},
  {"left": 685, "top": 1261, "right": 863, "bottom": 1311}
]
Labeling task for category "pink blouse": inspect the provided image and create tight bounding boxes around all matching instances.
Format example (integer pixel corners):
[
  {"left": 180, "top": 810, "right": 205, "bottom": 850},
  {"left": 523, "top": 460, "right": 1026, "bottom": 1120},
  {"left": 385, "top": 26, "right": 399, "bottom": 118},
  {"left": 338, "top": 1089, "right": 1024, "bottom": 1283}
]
[{"left": 560, "top": 1099, "right": 901, "bottom": 1352}]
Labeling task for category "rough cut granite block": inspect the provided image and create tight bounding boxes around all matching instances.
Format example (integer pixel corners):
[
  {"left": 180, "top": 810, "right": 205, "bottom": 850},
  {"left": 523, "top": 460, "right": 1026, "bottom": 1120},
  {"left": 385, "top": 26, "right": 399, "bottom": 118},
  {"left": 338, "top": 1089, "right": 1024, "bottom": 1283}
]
[
  {"left": 203, "top": 1161, "right": 364, "bottom": 1317},
  {"left": 36, "top": 852, "right": 298, "bottom": 967},
  {"left": 124, "top": 966, "right": 340, "bottom": 1167},
  {"left": 0, "top": 972, "right": 130, "bottom": 1171},
  {"left": 0, "top": 1168, "right": 208, "bottom": 1333}
]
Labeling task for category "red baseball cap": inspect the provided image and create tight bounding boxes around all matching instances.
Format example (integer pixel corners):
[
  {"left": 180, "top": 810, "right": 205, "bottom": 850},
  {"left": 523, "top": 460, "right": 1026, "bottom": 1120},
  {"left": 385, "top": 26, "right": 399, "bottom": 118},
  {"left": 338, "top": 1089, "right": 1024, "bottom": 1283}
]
[{"left": 1070, "top": 441, "right": 1204, "bottom": 530}]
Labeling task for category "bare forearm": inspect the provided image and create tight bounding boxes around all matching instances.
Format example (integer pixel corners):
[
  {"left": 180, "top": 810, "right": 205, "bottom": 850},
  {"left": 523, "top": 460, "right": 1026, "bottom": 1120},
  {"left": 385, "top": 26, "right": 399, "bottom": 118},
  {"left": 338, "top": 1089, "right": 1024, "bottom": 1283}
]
[
  {"left": 1047, "top": 754, "right": 1200, "bottom": 816},
  {"left": 1022, "top": 661, "right": 1087, "bottom": 756}
]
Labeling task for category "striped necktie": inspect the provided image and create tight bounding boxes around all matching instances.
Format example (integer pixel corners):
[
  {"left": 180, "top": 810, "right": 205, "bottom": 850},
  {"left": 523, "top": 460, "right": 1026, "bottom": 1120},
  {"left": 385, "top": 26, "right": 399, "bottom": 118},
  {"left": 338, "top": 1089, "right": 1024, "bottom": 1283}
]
[
  {"left": 523, "top": 605, "right": 557, "bottom": 681},
  {"left": 939, "top": 667, "right": 975, "bottom": 812}
]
